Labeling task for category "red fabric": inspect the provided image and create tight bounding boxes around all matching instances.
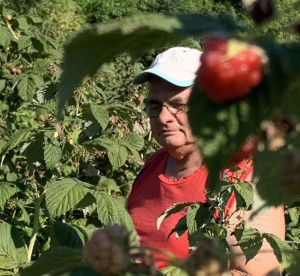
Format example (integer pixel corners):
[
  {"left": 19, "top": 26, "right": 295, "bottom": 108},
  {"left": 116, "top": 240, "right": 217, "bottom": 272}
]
[{"left": 127, "top": 149, "right": 253, "bottom": 269}]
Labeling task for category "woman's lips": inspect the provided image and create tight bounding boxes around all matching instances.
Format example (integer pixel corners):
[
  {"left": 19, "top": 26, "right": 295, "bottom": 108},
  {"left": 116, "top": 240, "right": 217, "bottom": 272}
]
[{"left": 160, "top": 129, "right": 177, "bottom": 136}]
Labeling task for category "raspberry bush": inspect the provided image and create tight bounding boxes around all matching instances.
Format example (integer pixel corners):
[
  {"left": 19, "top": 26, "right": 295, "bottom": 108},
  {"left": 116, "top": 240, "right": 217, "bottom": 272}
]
[{"left": 1, "top": 0, "right": 300, "bottom": 275}]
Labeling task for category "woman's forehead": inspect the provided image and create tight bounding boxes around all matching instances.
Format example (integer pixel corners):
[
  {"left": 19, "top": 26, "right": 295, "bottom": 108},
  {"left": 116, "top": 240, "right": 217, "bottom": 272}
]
[{"left": 148, "top": 77, "right": 192, "bottom": 101}]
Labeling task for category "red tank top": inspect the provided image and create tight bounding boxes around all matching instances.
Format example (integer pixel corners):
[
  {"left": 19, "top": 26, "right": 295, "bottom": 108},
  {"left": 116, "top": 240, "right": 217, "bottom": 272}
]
[{"left": 127, "top": 148, "right": 252, "bottom": 268}]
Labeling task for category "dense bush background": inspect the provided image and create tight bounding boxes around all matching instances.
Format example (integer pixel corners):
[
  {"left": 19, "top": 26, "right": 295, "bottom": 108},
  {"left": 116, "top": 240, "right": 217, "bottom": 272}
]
[{"left": 0, "top": 0, "right": 299, "bottom": 275}]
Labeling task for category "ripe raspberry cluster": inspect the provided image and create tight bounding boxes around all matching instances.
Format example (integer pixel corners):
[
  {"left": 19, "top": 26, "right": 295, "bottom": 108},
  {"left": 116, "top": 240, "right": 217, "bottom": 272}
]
[
  {"left": 83, "top": 225, "right": 130, "bottom": 276},
  {"left": 197, "top": 36, "right": 266, "bottom": 103}
]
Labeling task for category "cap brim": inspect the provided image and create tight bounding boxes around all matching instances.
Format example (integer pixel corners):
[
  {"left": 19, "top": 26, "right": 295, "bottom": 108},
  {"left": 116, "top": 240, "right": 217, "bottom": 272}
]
[{"left": 132, "top": 69, "right": 195, "bottom": 87}]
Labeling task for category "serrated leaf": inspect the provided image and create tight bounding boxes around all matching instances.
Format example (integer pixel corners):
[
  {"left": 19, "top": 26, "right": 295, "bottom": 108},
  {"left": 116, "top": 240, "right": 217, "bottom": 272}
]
[
  {"left": 2, "top": 129, "right": 32, "bottom": 154},
  {"left": 17, "top": 35, "right": 32, "bottom": 51},
  {"left": 232, "top": 181, "right": 253, "bottom": 209},
  {"left": 160, "top": 265, "right": 188, "bottom": 276},
  {"left": 84, "top": 136, "right": 116, "bottom": 149},
  {"left": 157, "top": 202, "right": 193, "bottom": 230},
  {"left": 30, "top": 74, "right": 44, "bottom": 88},
  {"left": 121, "top": 132, "right": 144, "bottom": 151},
  {"left": 90, "top": 104, "right": 109, "bottom": 130},
  {"left": 0, "top": 80, "right": 6, "bottom": 92},
  {"left": 107, "top": 143, "right": 128, "bottom": 170},
  {"left": 20, "top": 247, "right": 82, "bottom": 276},
  {"left": 168, "top": 216, "right": 187, "bottom": 239},
  {"left": 0, "top": 223, "right": 27, "bottom": 268},
  {"left": 17, "top": 76, "right": 36, "bottom": 102},
  {"left": 44, "top": 130, "right": 62, "bottom": 169},
  {"left": 186, "top": 202, "right": 210, "bottom": 235},
  {"left": 50, "top": 221, "right": 83, "bottom": 249},
  {"left": 16, "top": 17, "right": 29, "bottom": 30},
  {"left": 27, "top": 16, "right": 42, "bottom": 24},
  {"left": 93, "top": 191, "right": 134, "bottom": 230},
  {"left": 45, "top": 178, "right": 89, "bottom": 219},
  {"left": 263, "top": 233, "right": 295, "bottom": 268},
  {"left": 58, "top": 13, "right": 182, "bottom": 119},
  {"left": 98, "top": 176, "right": 120, "bottom": 192},
  {"left": 176, "top": 13, "right": 245, "bottom": 35},
  {"left": 0, "top": 182, "right": 20, "bottom": 210},
  {"left": 33, "top": 59, "right": 50, "bottom": 75},
  {"left": 0, "top": 26, "right": 12, "bottom": 48},
  {"left": 234, "top": 224, "right": 263, "bottom": 263}
]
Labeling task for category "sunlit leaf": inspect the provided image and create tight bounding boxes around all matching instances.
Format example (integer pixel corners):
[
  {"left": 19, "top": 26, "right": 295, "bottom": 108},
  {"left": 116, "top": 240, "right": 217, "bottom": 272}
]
[
  {"left": 186, "top": 202, "right": 210, "bottom": 235},
  {"left": 263, "top": 233, "right": 295, "bottom": 269},
  {"left": 93, "top": 191, "right": 134, "bottom": 230},
  {"left": 45, "top": 178, "right": 89, "bottom": 219},
  {"left": 157, "top": 202, "right": 193, "bottom": 230},
  {"left": 234, "top": 224, "right": 262, "bottom": 263}
]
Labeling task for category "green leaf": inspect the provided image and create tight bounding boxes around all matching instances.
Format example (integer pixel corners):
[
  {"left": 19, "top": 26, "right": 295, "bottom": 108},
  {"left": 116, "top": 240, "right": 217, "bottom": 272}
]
[
  {"left": 0, "top": 223, "right": 27, "bottom": 268},
  {"left": 32, "top": 59, "right": 50, "bottom": 75},
  {"left": 186, "top": 202, "right": 210, "bottom": 235},
  {"left": 107, "top": 143, "right": 128, "bottom": 169},
  {"left": 176, "top": 13, "right": 246, "bottom": 35},
  {"left": 17, "top": 76, "right": 36, "bottom": 102},
  {"left": 157, "top": 202, "right": 193, "bottom": 230},
  {"left": 234, "top": 224, "right": 263, "bottom": 263},
  {"left": 27, "top": 16, "right": 42, "bottom": 24},
  {"left": 98, "top": 176, "right": 120, "bottom": 192},
  {"left": 2, "top": 129, "right": 32, "bottom": 154},
  {"left": 16, "top": 17, "right": 29, "bottom": 30},
  {"left": 93, "top": 191, "right": 134, "bottom": 230},
  {"left": 50, "top": 221, "right": 83, "bottom": 249},
  {"left": 121, "top": 132, "right": 144, "bottom": 151},
  {"left": 0, "top": 80, "right": 6, "bottom": 92},
  {"left": 30, "top": 74, "right": 44, "bottom": 88},
  {"left": 44, "top": 130, "right": 62, "bottom": 169},
  {"left": 0, "top": 26, "right": 12, "bottom": 48},
  {"left": 84, "top": 136, "right": 116, "bottom": 149},
  {"left": 232, "top": 181, "right": 253, "bottom": 209},
  {"left": 90, "top": 104, "right": 109, "bottom": 130},
  {"left": 45, "top": 178, "right": 89, "bottom": 219},
  {"left": 0, "top": 182, "right": 20, "bottom": 210},
  {"left": 58, "top": 13, "right": 182, "bottom": 119},
  {"left": 263, "top": 233, "right": 295, "bottom": 268},
  {"left": 17, "top": 35, "right": 32, "bottom": 51},
  {"left": 168, "top": 216, "right": 188, "bottom": 240},
  {"left": 20, "top": 247, "right": 83, "bottom": 276},
  {"left": 160, "top": 265, "right": 188, "bottom": 276}
]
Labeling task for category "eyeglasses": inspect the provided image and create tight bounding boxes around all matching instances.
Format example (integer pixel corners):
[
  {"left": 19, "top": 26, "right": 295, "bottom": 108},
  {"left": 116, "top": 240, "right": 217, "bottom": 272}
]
[{"left": 145, "top": 101, "right": 189, "bottom": 118}]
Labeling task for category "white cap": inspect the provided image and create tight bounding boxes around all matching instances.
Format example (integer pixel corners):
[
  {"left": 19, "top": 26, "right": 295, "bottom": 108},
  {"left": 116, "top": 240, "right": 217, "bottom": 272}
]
[{"left": 133, "top": 47, "right": 202, "bottom": 87}]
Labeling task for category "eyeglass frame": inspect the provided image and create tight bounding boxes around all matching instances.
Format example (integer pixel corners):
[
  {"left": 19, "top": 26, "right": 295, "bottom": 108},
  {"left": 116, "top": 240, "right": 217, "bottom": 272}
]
[{"left": 144, "top": 99, "right": 189, "bottom": 118}]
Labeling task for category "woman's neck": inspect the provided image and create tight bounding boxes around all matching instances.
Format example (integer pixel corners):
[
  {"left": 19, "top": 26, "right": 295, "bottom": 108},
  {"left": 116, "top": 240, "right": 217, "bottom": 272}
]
[{"left": 164, "top": 146, "right": 203, "bottom": 179}]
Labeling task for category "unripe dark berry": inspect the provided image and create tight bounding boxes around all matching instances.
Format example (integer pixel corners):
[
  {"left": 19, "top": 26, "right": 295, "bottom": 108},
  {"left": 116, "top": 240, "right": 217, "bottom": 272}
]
[{"left": 11, "top": 68, "right": 17, "bottom": 75}]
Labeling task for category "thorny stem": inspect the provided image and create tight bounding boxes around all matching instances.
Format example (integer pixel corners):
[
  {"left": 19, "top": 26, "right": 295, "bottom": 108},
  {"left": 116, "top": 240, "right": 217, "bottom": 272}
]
[{"left": 27, "top": 193, "right": 45, "bottom": 262}]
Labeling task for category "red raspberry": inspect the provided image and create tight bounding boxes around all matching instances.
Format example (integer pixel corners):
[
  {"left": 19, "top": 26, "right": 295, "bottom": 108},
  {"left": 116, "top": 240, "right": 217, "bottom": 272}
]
[
  {"left": 197, "top": 36, "right": 266, "bottom": 103},
  {"left": 229, "top": 135, "right": 259, "bottom": 165},
  {"left": 83, "top": 225, "right": 130, "bottom": 275}
]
